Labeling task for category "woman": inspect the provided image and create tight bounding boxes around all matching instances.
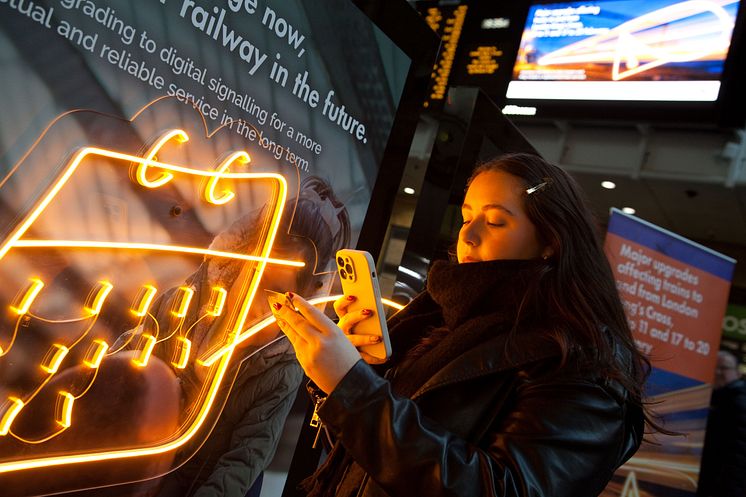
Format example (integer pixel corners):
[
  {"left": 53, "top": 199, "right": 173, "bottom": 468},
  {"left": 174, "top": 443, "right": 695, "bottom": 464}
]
[{"left": 272, "top": 153, "right": 649, "bottom": 497}]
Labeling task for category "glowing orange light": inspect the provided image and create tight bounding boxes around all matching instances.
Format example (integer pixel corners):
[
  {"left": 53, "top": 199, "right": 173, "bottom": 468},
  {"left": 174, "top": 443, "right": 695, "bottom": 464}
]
[
  {"left": 131, "top": 334, "right": 156, "bottom": 368},
  {"left": 14, "top": 240, "right": 304, "bottom": 268},
  {"left": 204, "top": 151, "right": 249, "bottom": 205},
  {"left": 84, "top": 281, "right": 114, "bottom": 316},
  {"left": 40, "top": 344, "right": 69, "bottom": 374},
  {"left": 207, "top": 287, "right": 227, "bottom": 316},
  {"left": 0, "top": 127, "right": 297, "bottom": 475},
  {"left": 83, "top": 340, "right": 108, "bottom": 369},
  {"left": 0, "top": 397, "right": 24, "bottom": 436},
  {"left": 382, "top": 298, "right": 405, "bottom": 311},
  {"left": 55, "top": 392, "right": 75, "bottom": 428},
  {"left": 10, "top": 278, "right": 45, "bottom": 315},
  {"left": 0, "top": 146, "right": 299, "bottom": 265},
  {"left": 172, "top": 337, "right": 191, "bottom": 369},
  {"left": 172, "top": 287, "right": 194, "bottom": 318},
  {"left": 134, "top": 129, "right": 188, "bottom": 188},
  {"left": 131, "top": 285, "right": 158, "bottom": 317},
  {"left": 199, "top": 295, "right": 404, "bottom": 367}
]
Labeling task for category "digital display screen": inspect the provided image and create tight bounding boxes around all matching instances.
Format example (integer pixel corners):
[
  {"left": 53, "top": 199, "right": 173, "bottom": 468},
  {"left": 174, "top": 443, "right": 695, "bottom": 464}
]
[
  {"left": 507, "top": 0, "right": 742, "bottom": 102},
  {"left": 417, "top": 4, "right": 469, "bottom": 107}
]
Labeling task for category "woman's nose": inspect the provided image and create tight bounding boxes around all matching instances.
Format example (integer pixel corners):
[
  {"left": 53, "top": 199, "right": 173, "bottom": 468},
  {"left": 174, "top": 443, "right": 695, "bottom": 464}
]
[{"left": 460, "top": 221, "right": 479, "bottom": 246}]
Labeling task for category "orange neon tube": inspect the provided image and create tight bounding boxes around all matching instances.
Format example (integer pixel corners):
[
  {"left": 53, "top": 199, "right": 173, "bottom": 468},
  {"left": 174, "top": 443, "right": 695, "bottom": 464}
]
[
  {"left": 0, "top": 132, "right": 296, "bottom": 476},
  {"left": 9, "top": 278, "right": 45, "bottom": 315}
]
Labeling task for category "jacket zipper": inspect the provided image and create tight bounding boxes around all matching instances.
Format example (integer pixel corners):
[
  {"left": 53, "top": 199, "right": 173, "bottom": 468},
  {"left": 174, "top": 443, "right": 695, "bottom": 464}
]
[{"left": 310, "top": 395, "right": 324, "bottom": 448}]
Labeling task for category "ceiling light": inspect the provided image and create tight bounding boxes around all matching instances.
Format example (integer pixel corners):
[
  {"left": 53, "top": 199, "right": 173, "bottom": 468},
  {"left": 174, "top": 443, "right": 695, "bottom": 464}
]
[
  {"left": 403, "top": 187, "right": 415, "bottom": 195},
  {"left": 601, "top": 181, "right": 616, "bottom": 189},
  {"left": 622, "top": 207, "right": 636, "bottom": 215},
  {"left": 502, "top": 105, "right": 537, "bottom": 116}
]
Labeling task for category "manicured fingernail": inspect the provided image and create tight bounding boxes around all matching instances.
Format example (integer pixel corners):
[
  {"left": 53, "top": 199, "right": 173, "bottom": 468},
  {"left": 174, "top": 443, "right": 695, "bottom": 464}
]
[
  {"left": 370, "top": 336, "right": 381, "bottom": 343},
  {"left": 286, "top": 292, "right": 294, "bottom": 299},
  {"left": 272, "top": 302, "right": 282, "bottom": 311},
  {"left": 346, "top": 295, "right": 356, "bottom": 301},
  {"left": 361, "top": 309, "right": 373, "bottom": 316}
]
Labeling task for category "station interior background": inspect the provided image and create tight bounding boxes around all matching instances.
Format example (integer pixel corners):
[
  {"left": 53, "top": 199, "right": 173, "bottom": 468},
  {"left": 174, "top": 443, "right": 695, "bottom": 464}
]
[
  {"left": 0, "top": 0, "right": 743, "bottom": 495},
  {"left": 260, "top": 0, "right": 746, "bottom": 495}
]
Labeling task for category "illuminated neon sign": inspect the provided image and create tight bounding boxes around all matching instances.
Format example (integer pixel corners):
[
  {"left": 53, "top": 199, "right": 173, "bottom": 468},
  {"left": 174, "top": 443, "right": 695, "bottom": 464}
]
[
  {"left": 0, "top": 100, "right": 403, "bottom": 495},
  {"left": 0, "top": 100, "right": 300, "bottom": 485}
]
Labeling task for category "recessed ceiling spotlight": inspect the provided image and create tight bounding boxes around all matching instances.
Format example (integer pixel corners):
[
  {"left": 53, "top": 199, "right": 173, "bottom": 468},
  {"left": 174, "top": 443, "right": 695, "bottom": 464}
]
[
  {"left": 601, "top": 181, "right": 616, "bottom": 190},
  {"left": 622, "top": 207, "right": 636, "bottom": 215},
  {"left": 403, "top": 187, "right": 415, "bottom": 195}
]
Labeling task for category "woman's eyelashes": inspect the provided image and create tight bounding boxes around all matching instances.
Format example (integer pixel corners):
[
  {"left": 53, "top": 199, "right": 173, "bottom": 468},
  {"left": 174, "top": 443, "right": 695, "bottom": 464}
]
[{"left": 461, "top": 218, "right": 505, "bottom": 227}]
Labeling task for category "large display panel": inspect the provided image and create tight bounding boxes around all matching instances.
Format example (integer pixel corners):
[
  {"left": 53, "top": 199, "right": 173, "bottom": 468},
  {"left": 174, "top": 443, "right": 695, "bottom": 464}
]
[
  {"left": 0, "top": 1, "right": 434, "bottom": 495},
  {"left": 412, "top": 1, "right": 530, "bottom": 111},
  {"left": 505, "top": 0, "right": 746, "bottom": 124}
]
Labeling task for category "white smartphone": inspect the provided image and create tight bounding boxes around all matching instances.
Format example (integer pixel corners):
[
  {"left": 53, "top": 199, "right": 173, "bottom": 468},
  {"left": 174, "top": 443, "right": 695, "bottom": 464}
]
[{"left": 336, "top": 249, "right": 391, "bottom": 360}]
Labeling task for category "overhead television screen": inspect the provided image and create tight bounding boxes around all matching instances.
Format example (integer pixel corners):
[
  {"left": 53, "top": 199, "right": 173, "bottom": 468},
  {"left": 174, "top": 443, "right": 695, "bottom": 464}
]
[
  {"left": 505, "top": 0, "right": 744, "bottom": 121},
  {"left": 0, "top": 0, "right": 431, "bottom": 495}
]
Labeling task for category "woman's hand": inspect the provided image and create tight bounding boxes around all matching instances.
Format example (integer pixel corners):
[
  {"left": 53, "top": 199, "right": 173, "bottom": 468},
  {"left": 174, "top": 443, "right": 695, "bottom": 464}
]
[
  {"left": 272, "top": 293, "right": 364, "bottom": 394},
  {"left": 334, "top": 295, "right": 387, "bottom": 365}
]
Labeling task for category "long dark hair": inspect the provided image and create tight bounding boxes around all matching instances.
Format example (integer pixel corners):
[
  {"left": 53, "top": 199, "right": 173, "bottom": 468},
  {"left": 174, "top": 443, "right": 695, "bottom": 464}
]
[{"left": 469, "top": 153, "right": 653, "bottom": 423}]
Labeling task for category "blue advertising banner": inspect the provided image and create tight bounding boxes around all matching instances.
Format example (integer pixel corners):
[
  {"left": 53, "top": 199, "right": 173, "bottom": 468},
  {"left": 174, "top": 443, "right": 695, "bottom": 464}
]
[{"left": 603, "top": 208, "right": 736, "bottom": 497}]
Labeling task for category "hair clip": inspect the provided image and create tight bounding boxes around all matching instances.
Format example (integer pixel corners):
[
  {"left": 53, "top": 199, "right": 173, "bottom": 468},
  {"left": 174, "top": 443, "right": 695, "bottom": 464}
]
[{"left": 526, "top": 177, "right": 552, "bottom": 195}]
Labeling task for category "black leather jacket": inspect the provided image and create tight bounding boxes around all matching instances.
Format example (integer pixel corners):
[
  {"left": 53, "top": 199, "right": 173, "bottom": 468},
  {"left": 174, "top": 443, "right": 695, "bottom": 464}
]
[{"left": 317, "top": 331, "right": 644, "bottom": 497}]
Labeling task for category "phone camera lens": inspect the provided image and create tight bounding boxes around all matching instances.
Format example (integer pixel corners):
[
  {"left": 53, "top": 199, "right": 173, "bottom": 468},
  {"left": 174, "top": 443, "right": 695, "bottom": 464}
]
[
  {"left": 337, "top": 256, "right": 344, "bottom": 267},
  {"left": 339, "top": 269, "right": 347, "bottom": 279},
  {"left": 345, "top": 264, "right": 353, "bottom": 275}
]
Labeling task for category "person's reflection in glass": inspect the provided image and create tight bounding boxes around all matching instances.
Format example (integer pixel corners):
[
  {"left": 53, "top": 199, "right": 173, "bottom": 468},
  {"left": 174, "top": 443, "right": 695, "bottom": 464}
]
[
  {"left": 21, "top": 174, "right": 348, "bottom": 497},
  {"left": 116, "top": 176, "right": 350, "bottom": 497}
]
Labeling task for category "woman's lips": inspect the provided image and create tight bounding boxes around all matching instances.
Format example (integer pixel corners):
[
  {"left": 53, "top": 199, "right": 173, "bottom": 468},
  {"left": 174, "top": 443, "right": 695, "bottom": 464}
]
[{"left": 462, "top": 256, "right": 479, "bottom": 263}]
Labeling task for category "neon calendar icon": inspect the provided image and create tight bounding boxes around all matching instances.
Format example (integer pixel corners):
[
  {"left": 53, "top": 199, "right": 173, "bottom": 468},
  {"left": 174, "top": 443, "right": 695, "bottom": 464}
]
[{"left": 0, "top": 98, "right": 307, "bottom": 495}]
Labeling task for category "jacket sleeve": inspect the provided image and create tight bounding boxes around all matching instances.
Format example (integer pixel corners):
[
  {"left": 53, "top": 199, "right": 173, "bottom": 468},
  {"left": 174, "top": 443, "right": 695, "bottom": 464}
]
[
  {"left": 318, "top": 360, "right": 634, "bottom": 497},
  {"left": 193, "top": 354, "right": 303, "bottom": 497}
]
